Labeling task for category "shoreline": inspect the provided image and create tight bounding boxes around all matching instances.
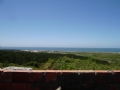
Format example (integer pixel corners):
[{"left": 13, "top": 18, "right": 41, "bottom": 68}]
[{"left": 1, "top": 49, "right": 120, "bottom": 54}]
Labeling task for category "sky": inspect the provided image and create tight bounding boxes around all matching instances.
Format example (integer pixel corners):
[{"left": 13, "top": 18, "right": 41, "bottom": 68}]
[{"left": 0, "top": 0, "right": 120, "bottom": 48}]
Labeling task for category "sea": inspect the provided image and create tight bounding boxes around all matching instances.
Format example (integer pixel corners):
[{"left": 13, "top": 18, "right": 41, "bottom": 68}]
[{"left": 1, "top": 47, "right": 120, "bottom": 53}]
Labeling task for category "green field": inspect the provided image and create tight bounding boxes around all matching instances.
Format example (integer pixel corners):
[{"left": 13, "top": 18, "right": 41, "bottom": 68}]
[{"left": 0, "top": 50, "right": 120, "bottom": 70}]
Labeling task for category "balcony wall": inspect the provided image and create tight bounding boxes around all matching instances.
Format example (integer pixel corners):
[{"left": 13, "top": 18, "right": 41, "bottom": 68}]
[{"left": 0, "top": 69, "right": 120, "bottom": 90}]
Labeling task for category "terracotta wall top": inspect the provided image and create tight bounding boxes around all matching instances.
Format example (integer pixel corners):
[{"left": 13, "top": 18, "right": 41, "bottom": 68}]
[{"left": 1, "top": 69, "right": 120, "bottom": 73}]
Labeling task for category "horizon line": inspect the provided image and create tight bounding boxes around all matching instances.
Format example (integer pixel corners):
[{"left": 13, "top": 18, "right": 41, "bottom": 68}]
[{"left": 1, "top": 46, "right": 120, "bottom": 48}]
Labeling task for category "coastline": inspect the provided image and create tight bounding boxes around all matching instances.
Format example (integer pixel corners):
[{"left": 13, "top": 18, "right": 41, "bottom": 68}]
[{"left": 1, "top": 47, "right": 120, "bottom": 53}]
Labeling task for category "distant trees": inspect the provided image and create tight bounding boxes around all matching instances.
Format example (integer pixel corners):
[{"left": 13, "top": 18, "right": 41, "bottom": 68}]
[{"left": 0, "top": 50, "right": 120, "bottom": 70}]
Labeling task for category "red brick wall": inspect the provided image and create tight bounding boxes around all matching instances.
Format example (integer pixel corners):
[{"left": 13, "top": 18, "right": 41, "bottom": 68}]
[{"left": 0, "top": 70, "right": 120, "bottom": 90}]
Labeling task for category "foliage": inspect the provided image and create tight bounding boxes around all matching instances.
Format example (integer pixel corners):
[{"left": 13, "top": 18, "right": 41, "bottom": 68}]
[{"left": 0, "top": 50, "right": 120, "bottom": 70}]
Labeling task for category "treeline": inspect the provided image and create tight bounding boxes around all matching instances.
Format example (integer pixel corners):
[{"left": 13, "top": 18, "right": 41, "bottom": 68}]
[
  {"left": 0, "top": 50, "right": 120, "bottom": 70},
  {"left": 0, "top": 50, "right": 89, "bottom": 68}
]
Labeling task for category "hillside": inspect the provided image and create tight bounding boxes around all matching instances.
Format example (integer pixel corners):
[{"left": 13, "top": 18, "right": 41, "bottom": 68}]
[{"left": 0, "top": 50, "right": 120, "bottom": 70}]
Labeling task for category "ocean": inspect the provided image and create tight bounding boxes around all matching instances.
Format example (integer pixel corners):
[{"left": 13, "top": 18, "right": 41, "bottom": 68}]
[{"left": 1, "top": 47, "right": 120, "bottom": 53}]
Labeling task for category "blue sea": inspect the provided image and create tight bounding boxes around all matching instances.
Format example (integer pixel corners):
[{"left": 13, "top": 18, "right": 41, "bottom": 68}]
[{"left": 1, "top": 47, "right": 120, "bottom": 53}]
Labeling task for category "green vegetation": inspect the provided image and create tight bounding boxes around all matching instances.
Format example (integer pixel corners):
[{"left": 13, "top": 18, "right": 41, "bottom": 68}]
[{"left": 0, "top": 50, "right": 120, "bottom": 70}]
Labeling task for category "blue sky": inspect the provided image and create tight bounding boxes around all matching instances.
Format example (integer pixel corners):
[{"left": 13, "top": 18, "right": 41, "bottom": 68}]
[{"left": 0, "top": 0, "right": 120, "bottom": 48}]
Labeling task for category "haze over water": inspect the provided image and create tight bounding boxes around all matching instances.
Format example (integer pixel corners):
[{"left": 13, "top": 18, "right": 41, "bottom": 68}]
[{"left": 1, "top": 47, "right": 120, "bottom": 53}]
